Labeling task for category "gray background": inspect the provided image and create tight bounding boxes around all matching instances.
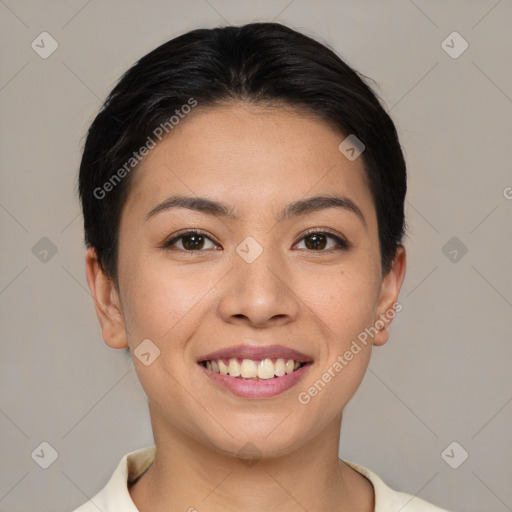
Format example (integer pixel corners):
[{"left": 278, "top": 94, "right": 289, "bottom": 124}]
[{"left": 1, "top": 1, "right": 511, "bottom": 511}]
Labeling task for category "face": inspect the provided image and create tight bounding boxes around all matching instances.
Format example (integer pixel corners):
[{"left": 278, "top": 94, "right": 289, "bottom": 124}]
[{"left": 87, "top": 102, "right": 405, "bottom": 458}]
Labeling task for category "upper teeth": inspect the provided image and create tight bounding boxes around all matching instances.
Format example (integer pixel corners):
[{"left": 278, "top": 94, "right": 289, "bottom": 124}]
[{"left": 204, "top": 358, "right": 302, "bottom": 379}]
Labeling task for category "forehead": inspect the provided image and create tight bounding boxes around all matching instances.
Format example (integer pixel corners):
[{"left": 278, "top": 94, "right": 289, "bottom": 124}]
[{"left": 123, "top": 103, "right": 375, "bottom": 224}]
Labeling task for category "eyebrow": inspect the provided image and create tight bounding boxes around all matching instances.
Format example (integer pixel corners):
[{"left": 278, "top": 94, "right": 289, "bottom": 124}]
[{"left": 145, "top": 194, "right": 366, "bottom": 227}]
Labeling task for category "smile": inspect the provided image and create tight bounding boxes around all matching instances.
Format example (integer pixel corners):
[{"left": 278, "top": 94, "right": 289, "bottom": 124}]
[
  {"left": 197, "top": 344, "right": 313, "bottom": 399},
  {"left": 201, "top": 357, "right": 307, "bottom": 379}
]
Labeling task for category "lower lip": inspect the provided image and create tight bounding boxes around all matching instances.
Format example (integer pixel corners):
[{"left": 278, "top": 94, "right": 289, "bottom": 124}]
[{"left": 198, "top": 363, "right": 312, "bottom": 399}]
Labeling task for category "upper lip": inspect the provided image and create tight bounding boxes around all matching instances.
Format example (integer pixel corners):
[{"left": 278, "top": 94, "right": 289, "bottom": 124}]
[{"left": 198, "top": 344, "right": 313, "bottom": 363}]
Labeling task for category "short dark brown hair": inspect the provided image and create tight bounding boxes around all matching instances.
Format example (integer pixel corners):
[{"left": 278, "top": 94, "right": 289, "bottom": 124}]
[{"left": 79, "top": 22, "right": 406, "bottom": 282}]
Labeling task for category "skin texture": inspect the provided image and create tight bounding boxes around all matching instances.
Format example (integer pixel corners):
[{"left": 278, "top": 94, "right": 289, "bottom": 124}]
[{"left": 85, "top": 102, "right": 406, "bottom": 512}]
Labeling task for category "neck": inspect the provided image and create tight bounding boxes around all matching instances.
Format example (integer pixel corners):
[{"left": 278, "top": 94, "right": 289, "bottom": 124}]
[{"left": 129, "top": 405, "right": 374, "bottom": 512}]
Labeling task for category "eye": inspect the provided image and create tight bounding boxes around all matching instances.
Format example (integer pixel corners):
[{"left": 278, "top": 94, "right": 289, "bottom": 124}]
[
  {"left": 294, "top": 229, "right": 350, "bottom": 252},
  {"left": 162, "top": 229, "right": 219, "bottom": 251},
  {"left": 161, "top": 228, "right": 350, "bottom": 253}
]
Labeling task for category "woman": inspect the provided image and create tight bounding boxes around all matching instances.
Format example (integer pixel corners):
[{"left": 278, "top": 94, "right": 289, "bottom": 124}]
[{"left": 73, "top": 22, "right": 449, "bottom": 512}]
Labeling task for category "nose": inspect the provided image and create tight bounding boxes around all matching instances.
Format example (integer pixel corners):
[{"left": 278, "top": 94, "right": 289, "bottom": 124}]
[{"left": 217, "top": 247, "right": 300, "bottom": 328}]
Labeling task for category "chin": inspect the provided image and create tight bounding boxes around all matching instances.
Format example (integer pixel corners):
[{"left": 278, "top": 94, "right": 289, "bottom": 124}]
[{"left": 196, "top": 418, "right": 312, "bottom": 461}]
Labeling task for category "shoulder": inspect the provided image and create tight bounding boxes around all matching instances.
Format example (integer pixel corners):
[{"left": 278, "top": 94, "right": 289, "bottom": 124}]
[
  {"left": 69, "top": 446, "right": 156, "bottom": 512},
  {"left": 343, "top": 460, "right": 451, "bottom": 512}
]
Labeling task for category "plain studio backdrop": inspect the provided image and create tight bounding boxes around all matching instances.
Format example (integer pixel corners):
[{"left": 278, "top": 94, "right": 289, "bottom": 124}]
[{"left": 1, "top": 1, "right": 511, "bottom": 511}]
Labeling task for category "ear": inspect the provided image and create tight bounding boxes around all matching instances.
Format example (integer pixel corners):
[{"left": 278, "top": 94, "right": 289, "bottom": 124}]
[
  {"left": 372, "top": 245, "right": 406, "bottom": 347},
  {"left": 85, "top": 247, "right": 128, "bottom": 349}
]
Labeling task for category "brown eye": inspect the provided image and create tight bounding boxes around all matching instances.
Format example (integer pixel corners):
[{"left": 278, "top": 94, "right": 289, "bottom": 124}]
[
  {"left": 304, "top": 233, "right": 328, "bottom": 250},
  {"left": 181, "top": 233, "right": 206, "bottom": 250},
  {"left": 163, "top": 230, "right": 218, "bottom": 251},
  {"left": 295, "top": 231, "right": 350, "bottom": 252}
]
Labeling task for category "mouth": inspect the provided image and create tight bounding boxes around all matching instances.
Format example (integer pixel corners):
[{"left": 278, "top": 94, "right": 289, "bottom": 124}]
[
  {"left": 197, "top": 344, "right": 313, "bottom": 379},
  {"left": 199, "top": 357, "right": 311, "bottom": 380},
  {"left": 197, "top": 344, "right": 313, "bottom": 398},
  {"left": 199, "top": 357, "right": 311, "bottom": 379}
]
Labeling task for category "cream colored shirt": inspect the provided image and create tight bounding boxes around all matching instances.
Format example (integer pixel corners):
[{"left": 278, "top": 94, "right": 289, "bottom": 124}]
[{"left": 71, "top": 446, "right": 450, "bottom": 511}]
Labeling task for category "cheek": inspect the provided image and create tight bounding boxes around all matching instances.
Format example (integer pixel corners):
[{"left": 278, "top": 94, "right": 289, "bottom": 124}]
[
  {"left": 119, "top": 255, "right": 217, "bottom": 349},
  {"left": 307, "top": 262, "right": 380, "bottom": 336}
]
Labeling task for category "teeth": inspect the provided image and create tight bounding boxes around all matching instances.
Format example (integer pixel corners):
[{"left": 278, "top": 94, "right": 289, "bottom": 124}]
[
  {"left": 240, "top": 359, "right": 258, "bottom": 378},
  {"left": 258, "top": 358, "right": 275, "bottom": 379},
  {"left": 274, "top": 358, "right": 286, "bottom": 377},
  {"left": 228, "top": 358, "right": 241, "bottom": 377},
  {"left": 218, "top": 359, "right": 229, "bottom": 375},
  {"left": 204, "top": 357, "right": 305, "bottom": 379}
]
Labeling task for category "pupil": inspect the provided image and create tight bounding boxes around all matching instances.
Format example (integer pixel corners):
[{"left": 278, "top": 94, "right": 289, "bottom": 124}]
[
  {"left": 305, "top": 233, "right": 326, "bottom": 250},
  {"left": 184, "top": 234, "right": 204, "bottom": 250}
]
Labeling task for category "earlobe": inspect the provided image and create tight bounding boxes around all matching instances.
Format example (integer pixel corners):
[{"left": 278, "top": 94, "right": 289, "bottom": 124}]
[
  {"left": 372, "top": 245, "right": 407, "bottom": 347},
  {"left": 85, "top": 247, "right": 128, "bottom": 349}
]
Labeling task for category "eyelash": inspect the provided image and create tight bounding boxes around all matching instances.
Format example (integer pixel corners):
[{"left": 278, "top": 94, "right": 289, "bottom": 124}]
[{"left": 161, "top": 228, "right": 351, "bottom": 253}]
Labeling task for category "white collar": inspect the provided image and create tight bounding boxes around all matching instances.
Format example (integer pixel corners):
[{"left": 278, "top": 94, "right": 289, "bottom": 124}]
[{"left": 74, "top": 445, "right": 448, "bottom": 511}]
